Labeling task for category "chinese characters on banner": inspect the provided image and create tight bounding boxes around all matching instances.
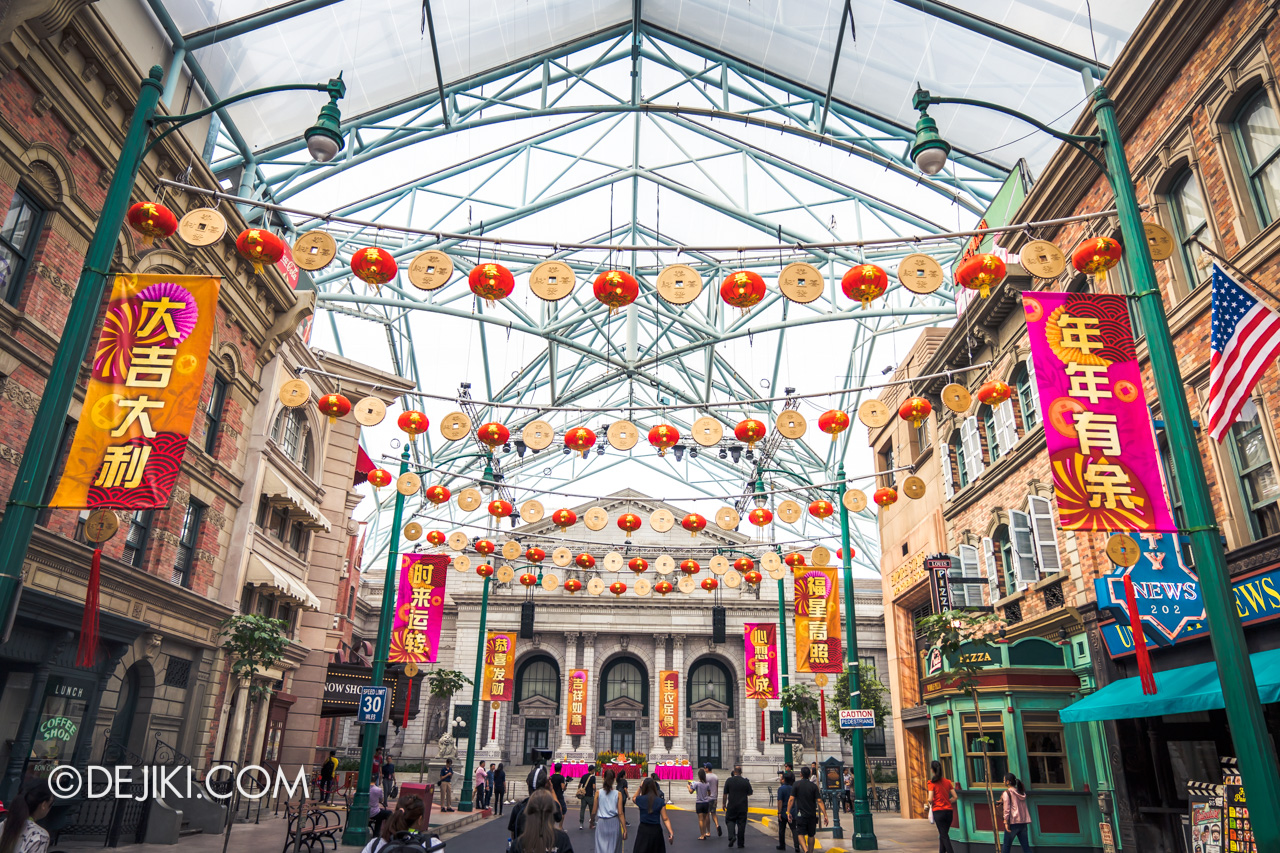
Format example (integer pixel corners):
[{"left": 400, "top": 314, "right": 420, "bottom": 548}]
[
  {"left": 566, "top": 670, "right": 588, "bottom": 735},
  {"left": 658, "top": 670, "right": 679, "bottom": 736},
  {"left": 388, "top": 554, "right": 449, "bottom": 663},
  {"left": 481, "top": 632, "right": 517, "bottom": 701},
  {"left": 744, "top": 623, "right": 779, "bottom": 699},
  {"left": 51, "top": 275, "right": 220, "bottom": 508},
  {"left": 794, "top": 567, "right": 843, "bottom": 672},
  {"left": 1022, "top": 292, "right": 1176, "bottom": 531}
]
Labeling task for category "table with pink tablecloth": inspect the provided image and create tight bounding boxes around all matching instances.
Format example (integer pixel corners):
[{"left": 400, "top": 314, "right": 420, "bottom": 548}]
[
  {"left": 654, "top": 764, "right": 693, "bottom": 781},
  {"left": 559, "top": 763, "right": 589, "bottom": 777}
]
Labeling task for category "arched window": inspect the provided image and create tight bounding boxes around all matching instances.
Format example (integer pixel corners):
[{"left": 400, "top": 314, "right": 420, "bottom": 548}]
[
  {"left": 272, "top": 409, "right": 313, "bottom": 473},
  {"left": 1167, "top": 169, "right": 1208, "bottom": 283},
  {"left": 687, "top": 659, "right": 733, "bottom": 713},
  {"left": 1012, "top": 362, "right": 1039, "bottom": 432},
  {"left": 1234, "top": 90, "right": 1280, "bottom": 226},
  {"left": 992, "top": 524, "right": 1013, "bottom": 599},
  {"left": 515, "top": 656, "right": 560, "bottom": 713},
  {"left": 950, "top": 431, "right": 969, "bottom": 489},
  {"left": 600, "top": 657, "right": 648, "bottom": 715}
]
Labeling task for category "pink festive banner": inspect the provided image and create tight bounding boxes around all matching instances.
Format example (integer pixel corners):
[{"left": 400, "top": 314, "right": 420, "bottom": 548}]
[
  {"left": 744, "top": 623, "right": 779, "bottom": 699},
  {"left": 1022, "top": 292, "right": 1176, "bottom": 531},
  {"left": 389, "top": 554, "right": 449, "bottom": 663}
]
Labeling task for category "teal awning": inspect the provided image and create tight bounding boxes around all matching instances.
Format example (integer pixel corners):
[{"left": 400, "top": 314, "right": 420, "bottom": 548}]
[{"left": 1059, "top": 647, "right": 1280, "bottom": 723}]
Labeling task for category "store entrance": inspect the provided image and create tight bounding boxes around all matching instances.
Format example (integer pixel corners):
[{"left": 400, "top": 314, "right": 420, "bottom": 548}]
[{"left": 696, "top": 722, "right": 721, "bottom": 769}]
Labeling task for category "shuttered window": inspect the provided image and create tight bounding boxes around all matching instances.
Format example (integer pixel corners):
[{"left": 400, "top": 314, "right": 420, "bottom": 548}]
[
  {"left": 956, "top": 544, "right": 982, "bottom": 607},
  {"left": 941, "top": 440, "right": 955, "bottom": 499},
  {"left": 1027, "top": 495, "right": 1062, "bottom": 576},
  {"left": 982, "top": 537, "right": 999, "bottom": 603},
  {"left": 995, "top": 399, "right": 1018, "bottom": 454},
  {"left": 1008, "top": 510, "right": 1039, "bottom": 586},
  {"left": 961, "top": 416, "right": 985, "bottom": 480}
]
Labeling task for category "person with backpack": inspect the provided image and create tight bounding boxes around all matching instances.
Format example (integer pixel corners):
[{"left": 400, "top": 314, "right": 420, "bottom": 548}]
[
  {"left": 549, "top": 763, "right": 567, "bottom": 827},
  {"left": 511, "top": 790, "right": 573, "bottom": 853},
  {"left": 1001, "top": 773, "right": 1032, "bottom": 853},
  {"left": 575, "top": 765, "right": 597, "bottom": 830},
  {"left": 509, "top": 775, "right": 562, "bottom": 839},
  {"left": 360, "top": 792, "right": 425, "bottom": 853},
  {"left": 318, "top": 750, "right": 338, "bottom": 803},
  {"left": 592, "top": 769, "right": 626, "bottom": 853},
  {"left": 791, "top": 766, "right": 827, "bottom": 853}
]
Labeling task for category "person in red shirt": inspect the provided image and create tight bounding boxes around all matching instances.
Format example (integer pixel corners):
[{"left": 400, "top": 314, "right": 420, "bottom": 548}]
[{"left": 926, "top": 760, "right": 958, "bottom": 853}]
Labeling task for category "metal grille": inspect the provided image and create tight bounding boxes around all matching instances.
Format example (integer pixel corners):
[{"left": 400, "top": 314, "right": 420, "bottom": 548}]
[
  {"left": 1043, "top": 581, "right": 1065, "bottom": 610},
  {"left": 911, "top": 602, "right": 933, "bottom": 637},
  {"left": 1004, "top": 601, "right": 1023, "bottom": 624},
  {"left": 163, "top": 656, "right": 192, "bottom": 689}
]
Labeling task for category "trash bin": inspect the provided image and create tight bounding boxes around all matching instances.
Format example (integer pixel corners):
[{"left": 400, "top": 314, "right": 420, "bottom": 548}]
[{"left": 399, "top": 783, "right": 435, "bottom": 827}]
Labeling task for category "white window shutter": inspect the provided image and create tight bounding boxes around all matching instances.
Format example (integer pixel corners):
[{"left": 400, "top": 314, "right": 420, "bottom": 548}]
[
  {"left": 996, "top": 399, "right": 1019, "bottom": 454},
  {"left": 1025, "top": 356, "right": 1042, "bottom": 414},
  {"left": 1009, "top": 510, "right": 1039, "bottom": 585},
  {"left": 958, "top": 544, "right": 980, "bottom": 607},
  {"left": 941, "top": 442, "right": 955, "bottom": 500},
  {"left": 983, "top": 537, "right": 999, "bottom": 603},
  {"left": 961, "top": 416, "right": 985, "bottom": 479},
  {"left": 1028, "top": 495, "right": 1062, "bottom": 575}
]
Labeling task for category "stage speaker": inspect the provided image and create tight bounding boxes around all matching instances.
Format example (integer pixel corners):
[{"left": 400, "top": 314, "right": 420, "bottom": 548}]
[
  {"left": 520, "top": 601, "right": 536, "bottom": 639},
  {"left": 712, "top": 605, "right": 726, "bottom": 643}
]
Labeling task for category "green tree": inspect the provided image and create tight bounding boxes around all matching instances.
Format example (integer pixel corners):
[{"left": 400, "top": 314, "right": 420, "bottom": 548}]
[
  {"left": 427, "top": 669, "right": 471, "bottom": 705},
  {"left": 780, "top": 683, "right": 822, "bottom": 755},
  {"left": 826, "top": 665, "right": 891, "bottom": 744},
  {"left": 219, "top": 614, "right": 290, "bottom": 701}
]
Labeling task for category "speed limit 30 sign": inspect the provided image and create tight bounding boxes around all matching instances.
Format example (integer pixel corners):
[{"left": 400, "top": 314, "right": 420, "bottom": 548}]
[{"left": 358, "top": 686, "right": 389, "bottom": 724}]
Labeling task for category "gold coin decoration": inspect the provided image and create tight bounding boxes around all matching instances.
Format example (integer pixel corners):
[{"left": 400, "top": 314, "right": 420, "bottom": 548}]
[
  {"left": 607, "top": 420, "right": 639, "bottom": 451},
  {"left": 279, "top": 379, "right": 311, "bottom": 408},
  {"left": 440, "top": 412, "right": 472, "bottom": 441},
  {"left": 604, "top": 552, "right": 624, "bottom": 572},
  {"left": 903, "top": 475, "right": 927, "bottom": 499},
  {"left": 520, "top": 500, "right": 545, "bottom": 522},
  {"left": 896, "top": 253, "right": 944, "bottom": 294},
  {"left": 352, "top": 396, "right": 387, "bottom": 426},
  {"left": 456, "top": 488, "right": 482, "bottom": 511},
  {"left": 650, "top": 509, "right": 675, "bottom": 532},
  {"left": 715, "top": 506, "right": 740, "bottom": 530},
  {"left": 768, "top": 566, "right": 787, "bottom": 581},
  {"left": 1106, "top": 533, "right": 1141, "bottom": 567},
  {"left": 942, "top": 384, "right": 972, "bottom": 413},
  {"left": 710, "top": 555, "right": 730, "bottom": 575},
  {"left": 842, "top": 489, "right": 867, "bottom": 513},
  {"left": 655, "top": 554, "right": 676, "bottom": 575},
  {"left": 403, "top": 522, "right": 423, "bottom": 541},
  {"left": 1144, "top": 222, "right": 1175, "bottom": 261},
  {"left": 552, "top": 547, "right": 573, "bottom": 567},
  {"left": 777, "top": 410, "right": 806, "bottom": 439},
  {"left": 584, "top": 507, "right": 608, "bottom": 531},
  {"left": 523, "top": 420, "right": 554, "bottom": 451},
  {"left": 178, "top": 208, "right": 227, "bottom": 247},
  {"left": 761, "top": 552, "right": 782, "bottom": 571},
  {"left": 656, "top": 264, "right": 704, "bottom": 305},
  {"left": 292, "top": 231, "right": 338, "bottom": 270},
  {"left": 634, "top": 577, "right": 652, "bottom": 596},
  {"left": 724, "top": 569, "right": 742, "bottom": 588},
  {"left": 587, "top": 577, "right": 606, "bottom": 596},
  {"left": 529, "top": 260, "right": 577, "bottom": 301},
  {"left": 84, "top": 509, "right": 119, "bottom": 543},
  {"left": 777, "top": 499, "right": 802, "bottom": 524},
  {"left": 502, "top": 540, "right": 522, "bottom": 560},
  {"left": 497, "top": 564, "right": 515, "bottom": 583},
  {"left": 407, "top": 250, "right": 454, "bottom": 290},
  {"left": 691, "top": 416, "right": 724, "bottom": 447},
  {"left": 453, "top": 554, "right": 471, "bottom": 573},
  {"left": 811, "top": 545, "right": 831, "bottom": 567},
  {"left": 396, "top": 472, "right": 421, "bottom": 496},
  {"left": 858, "top": 400, "right": 891, "bottom": 428},
  {"left": 404, "top": 662, "right": 420, "bottom": 678},
  {"left": 678, "top": 575, "right": 696, "bottom": 594},
  {"left": 757, "top": 698, "right": 769, "bottom": 710},
  {"left": 542, "top": 573, "right": 560, "bottom": 591},
  {"left": 448, "top": 531, "right": 469, "bottom": 551},
  {"left": 815, "top": 673, "right": 829, "bottom": 688},
  {"left": 778, "top": 262, "right": 825, "bottom": 304},
  {"left": 491, "top": 699, "right": 501, "bottom": 710},
  {"left": 1019, "top": 240, "right": 1066, "bottom": 279}
]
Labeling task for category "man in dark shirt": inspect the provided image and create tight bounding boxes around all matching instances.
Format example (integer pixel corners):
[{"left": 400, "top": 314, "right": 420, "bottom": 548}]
[
  {"left": 550, "top": 763, "right": 567, "bottom": 826},
  {"left": 439, "top": 758, "right": 454, "bottom": 812},
  {"left": 790, "top": 766, "right": 827, "bottom": 853},
  {"left": 775, "top": 771, "right": 797, "bottom": 852},
  {"left": 722, "top": 766, "right": 753, "bottom": 849}
]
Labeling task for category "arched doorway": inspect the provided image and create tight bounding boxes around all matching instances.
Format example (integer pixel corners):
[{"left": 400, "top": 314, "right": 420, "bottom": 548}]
[
  {"left": 514, "top": 655, "right": 560, "bottom": 764},
  {"left": 599, "top": 656, "right": 648, "bottom": 755},
  {"left": 687, "top": 658, "right": 734, "bottom": 770},
  {"left": 108, "top": 662, "right": 153, "bottom": 762}
]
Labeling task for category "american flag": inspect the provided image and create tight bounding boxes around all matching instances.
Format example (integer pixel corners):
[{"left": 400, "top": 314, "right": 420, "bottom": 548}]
[{"left": 1208, "top": 263, "right": 1280, "bottom": 441}]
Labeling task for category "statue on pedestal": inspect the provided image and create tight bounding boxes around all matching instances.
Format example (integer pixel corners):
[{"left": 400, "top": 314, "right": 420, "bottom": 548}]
[{"left": 437, "top": 732, "right": 458, "bottom": 762}]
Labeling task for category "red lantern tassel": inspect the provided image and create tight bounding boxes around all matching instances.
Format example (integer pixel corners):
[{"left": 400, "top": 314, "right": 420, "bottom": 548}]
[
  {"left": 1123, "top": 575, "right": 1158, "bottom": 695},
  {"left": 491, "top": 708, "right": 498, "bottom": 739},
  {"left": 759, "top": 709, "right": 765, "bottom": 742},
  {"left": 76, "top": 548, "right": 102, "bottom": 668},
  {"left": 402, "top": 677, "right": 413, "bottom": 729},
  {"left": 819, "top": 689, "right": 828, "bottom": 738}
]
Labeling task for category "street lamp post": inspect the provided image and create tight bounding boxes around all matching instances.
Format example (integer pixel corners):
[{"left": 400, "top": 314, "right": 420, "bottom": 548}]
[
  {"left": 911, "top": 85, "right": 1280, "bottom": 847},
  {"left": 458, "top": 463, "right": 497, "bottom": 813},
  {"left": 757, "top": 476, "right": 793, "bottom": 768},
  {"left": 343, "top": 446, "right": 410, "bottom": 847},
  {"left": 0, "top": 65, "right": 346, "bottom": 633}
]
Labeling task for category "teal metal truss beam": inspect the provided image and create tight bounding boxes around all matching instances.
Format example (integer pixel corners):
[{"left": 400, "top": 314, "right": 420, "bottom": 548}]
[{"left": 182, "top": 0, "right": 345, "bottom": 50}]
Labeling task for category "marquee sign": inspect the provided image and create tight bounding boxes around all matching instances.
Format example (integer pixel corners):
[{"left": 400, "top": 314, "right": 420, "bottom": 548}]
[
  {"left": 1094, "top": 531, "right": 1205, "bottom": 647},
  {"left": 658, "top": 670, "right": 679, "bottom": 737},
  {"left": 744, "top": 623, "right": 778, "bottom": 699},
  {"left": 566, "top": 669, "right": 589, "bottom": 735},
  {"left": 926, "top": 555, "right": 954, "bottom": 613},
  {"left": 890, "top": 550, "right": 929, "bottom": 598},
  {"left": 390, "top": 554, "right": 449, "bottom": 663},
  {"left": 794, "top": 567, "right": 842, "bottom": 672}
]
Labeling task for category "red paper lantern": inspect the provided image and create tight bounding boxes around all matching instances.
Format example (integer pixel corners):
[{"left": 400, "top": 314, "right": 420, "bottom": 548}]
[
  {"left": 648, "top": 424, "right": 680, "bottom": 456},
  {"left": 488, "top": 499, "right": 513, "bottom": 519},
  {"left": 955, "top": 253, "right": 1007, "bottom": 298},
  {"left": 593, "top": 270, "right": 639, "bottom": 314},
  {"left": 564, "top": 578, "right": 584, "bottom": 594},
  {"left": 609, "top": 581, "right": 628, "bottom": 597},
  {"left": 808, "top": 499, "right": 834, "bottom": 520},
  {"left": 977, "top": 380, "right": 1013, "bottom": 406},
  {"left": 841, "top": 264, "right": 888, "bottom": 308},
  {"left": 837, "top": 547, "right": 855, "bottom": 560},
  {"left": 734, "top": 418, "right": 767, "bottom": 450},
  {"left": 235, "top": 228, "right": 286, "bottom": 274},
  {"left": 476, "top": 422, "right": 510, "bottom": 449},
  {"left": 351, "top": 246, "right": 398, "bottom": 286},
  {"left": 681, "top": 513, "right": 707, "bottom": 538},
  {"left": 575, "top": 553, "right": 596, "bottom": 570},
  {"left": 476, "top": 564, "right": 494, "bottom": 578},
  {"left": 525, "top": 546, "right": 546, "bottom": 563},
  {"left": 425, "top": 485, "right": 451, "bottom": 505},
  {"left": 1072, "top": 236, "right": 1122, "bottom": 279},
  {"left": 701, "top": 577, "right": 719, "bottom": 592},
  {"left": 519, "top": 572, "right": 539, "bottom": 587},
  {"left": 469, "top": 262, "right": 515, "bottom": 306},
  {"left": 126, "top": 201, "right": 178, "bottom": 246},
  {"left": 784, "top": 552, "right": 806, "bottom": 568},
  {"left": 398, "top": 410, "right": 430, "bottom": 436},
  {"left": 744, "top": 570, "right": 763, "bottom": 585},
  {"left": 898, "top": 396, "right": 932, "bottom": 428},
  {"left": 733, "top": 557, "right": 754, "bottom": 574},
  {"left": 874, "top": 487, "right": 898, "bottom": 507},
  {"left": 366, "top": 468, "right": 392, "bottom": 488},
  {"left": 617, "top": 512, "right": 643, "bottom": 534},
  {"left": 474, "top": 540, "right": 496, "bottom": 556},
  {"left": 552, "top": 509, "right": 577, "bottom": 531},
  {"left": 628, "top": 557, "right": 649, "bottom": 574},
  {"left": 680, "top": 559, "right": 701, "bottom": 576},
  {"left": 655, "top": 580, "right": 675, "bottom": 596},
  {"left": 564, "top": 427, "right": 596, "bottom": 458},
  {"left": 818, "top": 409, "right": 850, "bottom": 441},
  {"left": 317, "top": 393, "right": 351, "bottom": 424},
  {"left": 748, "top": 507, "right": 773, "bottom": 527},
  {"left": 426, "top": 530, "right": 446, "bottom": 546},
  {"left": 720, "top": 270, "right": 766, "bottom": 315}
]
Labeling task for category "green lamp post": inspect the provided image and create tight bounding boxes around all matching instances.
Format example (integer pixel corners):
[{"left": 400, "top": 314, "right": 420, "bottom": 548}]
[
  {"left": 0, "top": 66, "right": 347, "bottom": 637},
  {"left": 457, "top": 461, "right": 497, "bottom": 813},
  {"left": 910, "top": 85, "right": 1280, "bottom": 847},
  {"left": 755, "top": 475, "right": 793, "bottom": 768}
]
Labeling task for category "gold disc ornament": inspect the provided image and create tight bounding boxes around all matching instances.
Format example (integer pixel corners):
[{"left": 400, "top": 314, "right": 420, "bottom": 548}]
[
  {"left": 604, "top": 552, "right": 624, "bottom": 572},
  {"left": 1106, "top": 533, "right": 1141, "bottom": 567},
  {"left": 768, "top": 565, "right": 787, "bottom": 581},
  {"left": 858, "top": 399, "right": 891, "bottom": 428},
  {"left": 522, "top": 420, "right": 554, "bottom": 451},
  {"left": 440, "top": 412, "right": 472, "bottom": 441},
  {"left": 650, "top": 509, "right": 675, "bottom": 532},
  {"left": 397, "top": 472, "right": 421, "bottom": 496},
  {"left": 84, "top": 509, "right": 119, "bottom": 543},
  {"left": 529, "top": 261, "right": 577, "bottom": 301},
  {"left": 724, "top": 569, "right": 742, "bottom": 588},
  {"left": 678, "top": 575, "right": 696, "bottom": 594},
  {"left": 448, "top": 531, "right": 470, "bottom": 551},
  {"left": 656, "top": 264, "right": 704, "bottom": 305},
  {"left": 552, "top": 547, "right": 573, "bottom": 567},
  {"left": 453, "top": 554, "right": 471, "bottom": 573},
  {"left": 777, "top": 410, "right": 807, "bottom": 439},
  {"left": 404, "top": 662, "right": 420, "bottom": 678},
  {"left": 761, "top": 551, "right": 782, "bottom": 571},
  {"left": 777, "top": 499, "right": 803, "bottom": 524},
  {"left": 691, "top": 416, "right": 724, "bottom": 447},
  {"left": 811, "top": 545, "right": 831, "bottom": 567},
  {"left": 634, "top": 577, "right": 652, "bottom": 597},
  {"left": 520, "top": 500, "right": 545, "bottom": 522},
  {"left": 814, "top": 673, "right": 829, "bottom": 688},
  {"left": 587, "top": 578, "right": 606, "bottom": 596},
  {"left": 292, "top": 230, "right": 338, "bottom": 270},
  {"left": 1019, "top": 240, "right": 1066, "bottom": 280},
  {"left": 1144, "top": 222, "right": 1175, "bottom": 261},
  {"left": 842, "top": 489, "right": 867, "bottom": 513},
  {"left": 502, "top": 540, "right": 523, "bottom": 560},
  {"left": 542, "top": 573, "right": 560, "bottom": 591},
  {"left": 178, "top": 207, "right": 228, "bottom": 247},
  {"left": 352, "top": 396, "right": 387, "bottom": 426},
  {"left": 497, "top": 564, "right": 515, "bottom": 583},
  {"left": 710, "top": 555, "right": 730, "bottom": 575},
  {"left": 456, "top": 488, "right": 482, "bottom": 511},
  {"left": 655, "top": 555, "right": 676, "bottom": 575},
  {"left": 903, "top": 475, "right": 927, "bottom": 499},
  {"left": 896, "top": 253, "right": 945, "bottom": 294},
  {"left": 942, "top": 384, "right": 972, "bottom": 413},
  {"left": 715, "top": 506, "right": 740, "bottom": 530},
  {"left": 778, "top": 262, "right": 825, "bottom": 304},
  {"left": 584, "top": 507, "right": 608, "bottom": 531},
  {"left": 758, "top": 698, "right": 769, "bottom": 710},
  {"left": 403, "top": 522, "right": 423, "bottom": 541},
  {"left": 407, "top": 250, "right": 454, "bottom": 291},
  {"left": 279, "top": 379, "right": 311, "bottom": 408},
  {"left": 607, "top": 420, "right": 639, "bottom": 451}
]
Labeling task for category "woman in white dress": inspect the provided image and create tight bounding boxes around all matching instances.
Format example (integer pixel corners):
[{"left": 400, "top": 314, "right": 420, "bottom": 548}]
[{"left": 592, "top": 769, "right": 626, "bottom": 853}]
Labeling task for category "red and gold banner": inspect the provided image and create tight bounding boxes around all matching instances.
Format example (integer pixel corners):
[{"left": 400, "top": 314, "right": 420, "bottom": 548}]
[
  {"left": 658, "top": 670, "right": 679, "bottom": 736},
  {"left": 744, "top": 623, "right": 779, "bottom": 698},
  {"left": 566, "top": 669, "right": 588, "bottom": 735},
  {"left": 481, "top": 631, "right": 516, "bottom": 701},
  {"left": 51, "top": 275, "right": 220, "bottom": 508},
  {"left": 794, "top": 567, "right": 843, "bottom": 672},
  {"left": 389, "top": 554, "right": 448, "bottom": 663}
]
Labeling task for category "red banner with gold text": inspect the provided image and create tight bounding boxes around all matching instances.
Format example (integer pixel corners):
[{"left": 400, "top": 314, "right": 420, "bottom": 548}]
[
  {"left": 481, "top": 631, "right": 516, "bottom": 701},
  {"left": 794, "top": 566, "right": 843, "bottom": 672},
  {"left": 566, "top": 669, "right": 588, "bottom": 735},
  {"left": 658, "top": 670, "right": 679, "bottom": 737}
]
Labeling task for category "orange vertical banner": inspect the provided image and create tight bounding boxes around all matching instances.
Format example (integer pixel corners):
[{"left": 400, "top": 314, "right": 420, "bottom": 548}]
[
  {"left": 794, "top": 566, "right": 843, "bottom": 672},
  {"left": 658, "top": 670, "right": 679, "bottom": 737},
  {"left": 566, "top": 669, "right": 588, "bottom": 735},
  {"left": 481, "top": 631, "right": 517, "bottom": 701}
]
